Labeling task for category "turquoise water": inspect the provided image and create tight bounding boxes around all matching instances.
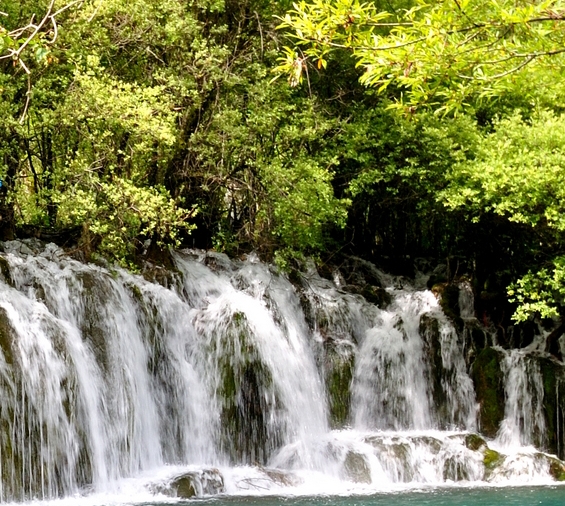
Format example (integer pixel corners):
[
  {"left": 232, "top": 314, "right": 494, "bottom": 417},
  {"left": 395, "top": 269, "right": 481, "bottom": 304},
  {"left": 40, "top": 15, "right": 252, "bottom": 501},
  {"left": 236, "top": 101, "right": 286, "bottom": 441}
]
[{"left": 139, "top": 487, "right": 565, "bottom": 506}]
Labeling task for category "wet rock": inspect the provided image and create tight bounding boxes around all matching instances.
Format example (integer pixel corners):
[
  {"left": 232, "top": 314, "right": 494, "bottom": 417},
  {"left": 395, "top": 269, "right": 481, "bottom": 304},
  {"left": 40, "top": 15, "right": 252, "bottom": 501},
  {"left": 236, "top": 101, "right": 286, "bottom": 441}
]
[
  {"left": 426, "top": 270, "right": 448, "bottom": 290},
  {"left": 261, "top": 467, "right": 302, "bottom": 486},
  {"left": 342, "top": 451, "right": 371, "bottom": 484},
  {"left": 167, "top": 468, "right": 225, "bottom": 498},
  {"left": 325, "top": 339, "right": 355, "bottom": 428},
  {"left": 431, "top": 282, "right": 463, "bottom": 330},
  {"left": 0, "top": 255, "right": 11, "bottom": 285},
  {"left": 365, "top": 436, "right": 413, "bottom": 462},
  {"left": 420, "top": 314, "right": 449, "bottom": 425},
  {"left": 537, "top": 356, "right": 565, "bottom": 458},
  {"left": 339, "top": 256, "right": 385, "bottom": 288},
  {"left": 215, "top": 311, "right": 282, "bottom": 465},
  {"left": 443, "top": 456, "right": 470, "bottom": 481},
  {"left": 76, "top": 271, "right": 113, "bottom": 373},
  {"left": 464, "top": 433, "right": 487, "bottom": 452},
  {"left": 202, "top": 251, "right": 235, "bottom": 273},
  {"left": 343, "top": 284, "right": 391, "bottom": 309},
  {"left": 0, "top": 307, "right": 15, "bottom": 365},
  {"left": 141, "top": 263, "right": 180, "bottom": 289},
  {"left": 483, "top": 448, "right": 504, "bottom": 479},
  {"left": 472, "top": 347, "right": 505, "bottom": 438},
  {"left": 546, "top": 455, "right": 565, "bottom": 481},
  {"left": 412, "top": 435, "right": 442, "bottom": 454}
]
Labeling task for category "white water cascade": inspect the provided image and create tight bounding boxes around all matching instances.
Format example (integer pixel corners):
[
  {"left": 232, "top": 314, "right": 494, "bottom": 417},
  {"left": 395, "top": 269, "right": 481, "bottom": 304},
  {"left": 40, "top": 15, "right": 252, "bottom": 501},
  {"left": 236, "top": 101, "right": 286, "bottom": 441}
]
[{"left": 0, "top": 240, "right": 563, "bottom": 504}]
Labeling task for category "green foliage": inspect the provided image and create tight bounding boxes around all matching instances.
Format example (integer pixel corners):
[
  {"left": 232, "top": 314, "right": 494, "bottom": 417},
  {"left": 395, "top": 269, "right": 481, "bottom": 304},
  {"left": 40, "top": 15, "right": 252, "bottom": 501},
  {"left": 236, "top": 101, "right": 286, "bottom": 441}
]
[
  {"left": 56, "top": 178, "right": 195, "bottom": 267},
  {"left": 508, "top": 260, "right": 565, "bottom": 322},
  {"left": 442, "top": 111, "right": 565, "bottom": 230},
  {"left": 276, "top": 0, "right": 565, "bottom": 112},
  {"left": 328, "top": 105, "right": 481, "bottom": 258},
  {"left": 441, "top": 110, "right": 565, "bottom": 320},
  {"left": 0, "top": 0, "right": 350, "bottom": 265}
]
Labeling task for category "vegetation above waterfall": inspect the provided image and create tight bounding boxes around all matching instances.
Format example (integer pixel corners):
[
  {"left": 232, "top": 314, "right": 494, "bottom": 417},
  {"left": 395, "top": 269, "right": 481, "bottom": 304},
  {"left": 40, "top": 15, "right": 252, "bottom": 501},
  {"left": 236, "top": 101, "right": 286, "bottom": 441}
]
[{"left": 3, "top": 0, "right": 565, "bottom": 325}]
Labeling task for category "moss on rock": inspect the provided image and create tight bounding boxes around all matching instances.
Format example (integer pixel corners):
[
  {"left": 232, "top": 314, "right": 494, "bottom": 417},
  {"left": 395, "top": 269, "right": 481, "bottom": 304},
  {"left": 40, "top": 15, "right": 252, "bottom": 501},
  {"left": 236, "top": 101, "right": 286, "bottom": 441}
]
[
  {"left": 167, "top": 468, "right": 225, "bottom": 498},
  {"left": 483, "top": 448, "right": 503, "bottom": 470},
  {"left": 464, "top": 433, "right": 487, "bottom": 452},
  {"left": 0, "top": 256, "right": 11, "bottom": 285},
  {"left": 420, "top": 314, "right": 448, "bottom": 424},
  {"left": 216, "top": 311, "right": 280, "bottom": 465},
  {"left": 325, "top": 340, "right": 355, "bottom": 428},
  {"left": 548, "top": 456, "right": 565, "bottom": 481},
  {"left": 472, "top": 347, "right": 505, "bottom": 438}
]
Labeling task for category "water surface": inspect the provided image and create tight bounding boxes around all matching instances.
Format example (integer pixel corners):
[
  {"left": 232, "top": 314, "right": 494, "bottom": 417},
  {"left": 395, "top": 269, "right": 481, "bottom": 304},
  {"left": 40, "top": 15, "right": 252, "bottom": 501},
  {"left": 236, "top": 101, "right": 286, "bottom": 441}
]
[{"left": 139, "top": 487, "right": 565, "bottom": 506}]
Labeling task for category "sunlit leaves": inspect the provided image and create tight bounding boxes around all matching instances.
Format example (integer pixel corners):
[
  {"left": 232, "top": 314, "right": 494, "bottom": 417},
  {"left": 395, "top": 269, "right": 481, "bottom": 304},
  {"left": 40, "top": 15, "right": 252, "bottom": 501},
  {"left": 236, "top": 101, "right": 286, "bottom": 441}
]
[{"left": 276, "top": 0, "right": 565, "bottom": 112}]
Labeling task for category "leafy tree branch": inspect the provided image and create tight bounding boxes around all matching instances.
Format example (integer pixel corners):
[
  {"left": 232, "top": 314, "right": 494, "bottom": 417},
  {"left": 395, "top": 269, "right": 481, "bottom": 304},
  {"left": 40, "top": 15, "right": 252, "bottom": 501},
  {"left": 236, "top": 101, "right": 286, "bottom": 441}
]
[{"left": 275, "top": 0, "right": 565, "bottom": 112}]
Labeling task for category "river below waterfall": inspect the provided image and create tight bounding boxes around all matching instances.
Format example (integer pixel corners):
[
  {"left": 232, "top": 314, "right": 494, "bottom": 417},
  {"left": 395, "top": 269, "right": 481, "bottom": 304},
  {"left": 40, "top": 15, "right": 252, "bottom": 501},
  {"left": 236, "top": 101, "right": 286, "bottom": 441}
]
[
  {"left": 9, "top": 485, "right": 565, "bottom": 506},
  {"left": 0, "top": 240, "right": 565, "bottom": 504}
]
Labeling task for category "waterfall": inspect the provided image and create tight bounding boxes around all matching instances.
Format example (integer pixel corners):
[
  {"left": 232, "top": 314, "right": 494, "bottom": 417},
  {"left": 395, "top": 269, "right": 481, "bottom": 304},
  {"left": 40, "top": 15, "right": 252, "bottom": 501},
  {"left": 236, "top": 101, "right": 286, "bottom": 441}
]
[
  {"left": 0, "top": 240, "right": 562, "bottom": 503},
  {"left": 353, "top": 291, "right": 436, "bottom": 430},
  {"left": 495, "top": 350, "right": 546, "bottom": 449}
]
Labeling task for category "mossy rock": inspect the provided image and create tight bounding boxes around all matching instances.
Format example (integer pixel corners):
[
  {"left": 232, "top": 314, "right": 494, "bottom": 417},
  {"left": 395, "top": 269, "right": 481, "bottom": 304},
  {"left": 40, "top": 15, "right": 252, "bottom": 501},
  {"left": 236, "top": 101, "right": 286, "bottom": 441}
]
[
  {"left": 537, "top": 356, "right": 564, "bottom": 457},
  {"left": 261, "top": 467, "right": 302, "bottom": 487},
  {"left": 171, "top": 475, "right": 197, "bottom": 498},
  {"left": 77, "top": 271, "right": 112, "bottom": 372},
  {"left": 420, "top": 314, "right": 449, "bottom": 424},
  {"left": 142, "top": 264, "right": 180, "bottom": 289},
  {"left": 464, "top": 433, "right": 487, "bottom": 452},
  {"left": 547, "top": 456, "right": 565, "bottom": 481},
  {"left": 216, "top": 312, "right": 281, "bottom": 465},
  {"left": 427, "top": 272, "right": 448, "bottom": 289},
  {"left": 343, "top": 284, "right": 391, "bottom": 309},
  {"left": 365, "top": 436, "right": 412, "bottom": 462},
  {"left": 471, "top": 347, "right": 505, "bottom": 438},
  {"left": 483, "top": 448, "right": 503, "bottom": 470},
  {"left": 168, "top": 468, "right": 225, "bottom": 498},
  {"left": 0, "top": 307, "right": 15, "bottom": 365},
  {"left": 325, "top": 340, "right": 355, "bottom": 428},
  {"left": 412, "top": 436, "right": 442, "bottom": 454},
  {"left": 340, "top": 256, "right": 384, "bottom": 288}
]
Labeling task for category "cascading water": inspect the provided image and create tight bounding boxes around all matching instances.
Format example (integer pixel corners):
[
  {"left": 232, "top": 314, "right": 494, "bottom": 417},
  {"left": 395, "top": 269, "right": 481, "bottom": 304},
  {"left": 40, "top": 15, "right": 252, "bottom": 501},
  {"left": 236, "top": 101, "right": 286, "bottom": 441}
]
[
  {"left": 495, "top": 350, "right": 546, "bottom": 450},
  {"left": 0, "top": 240, "right": 563, "bottom": 504}
]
